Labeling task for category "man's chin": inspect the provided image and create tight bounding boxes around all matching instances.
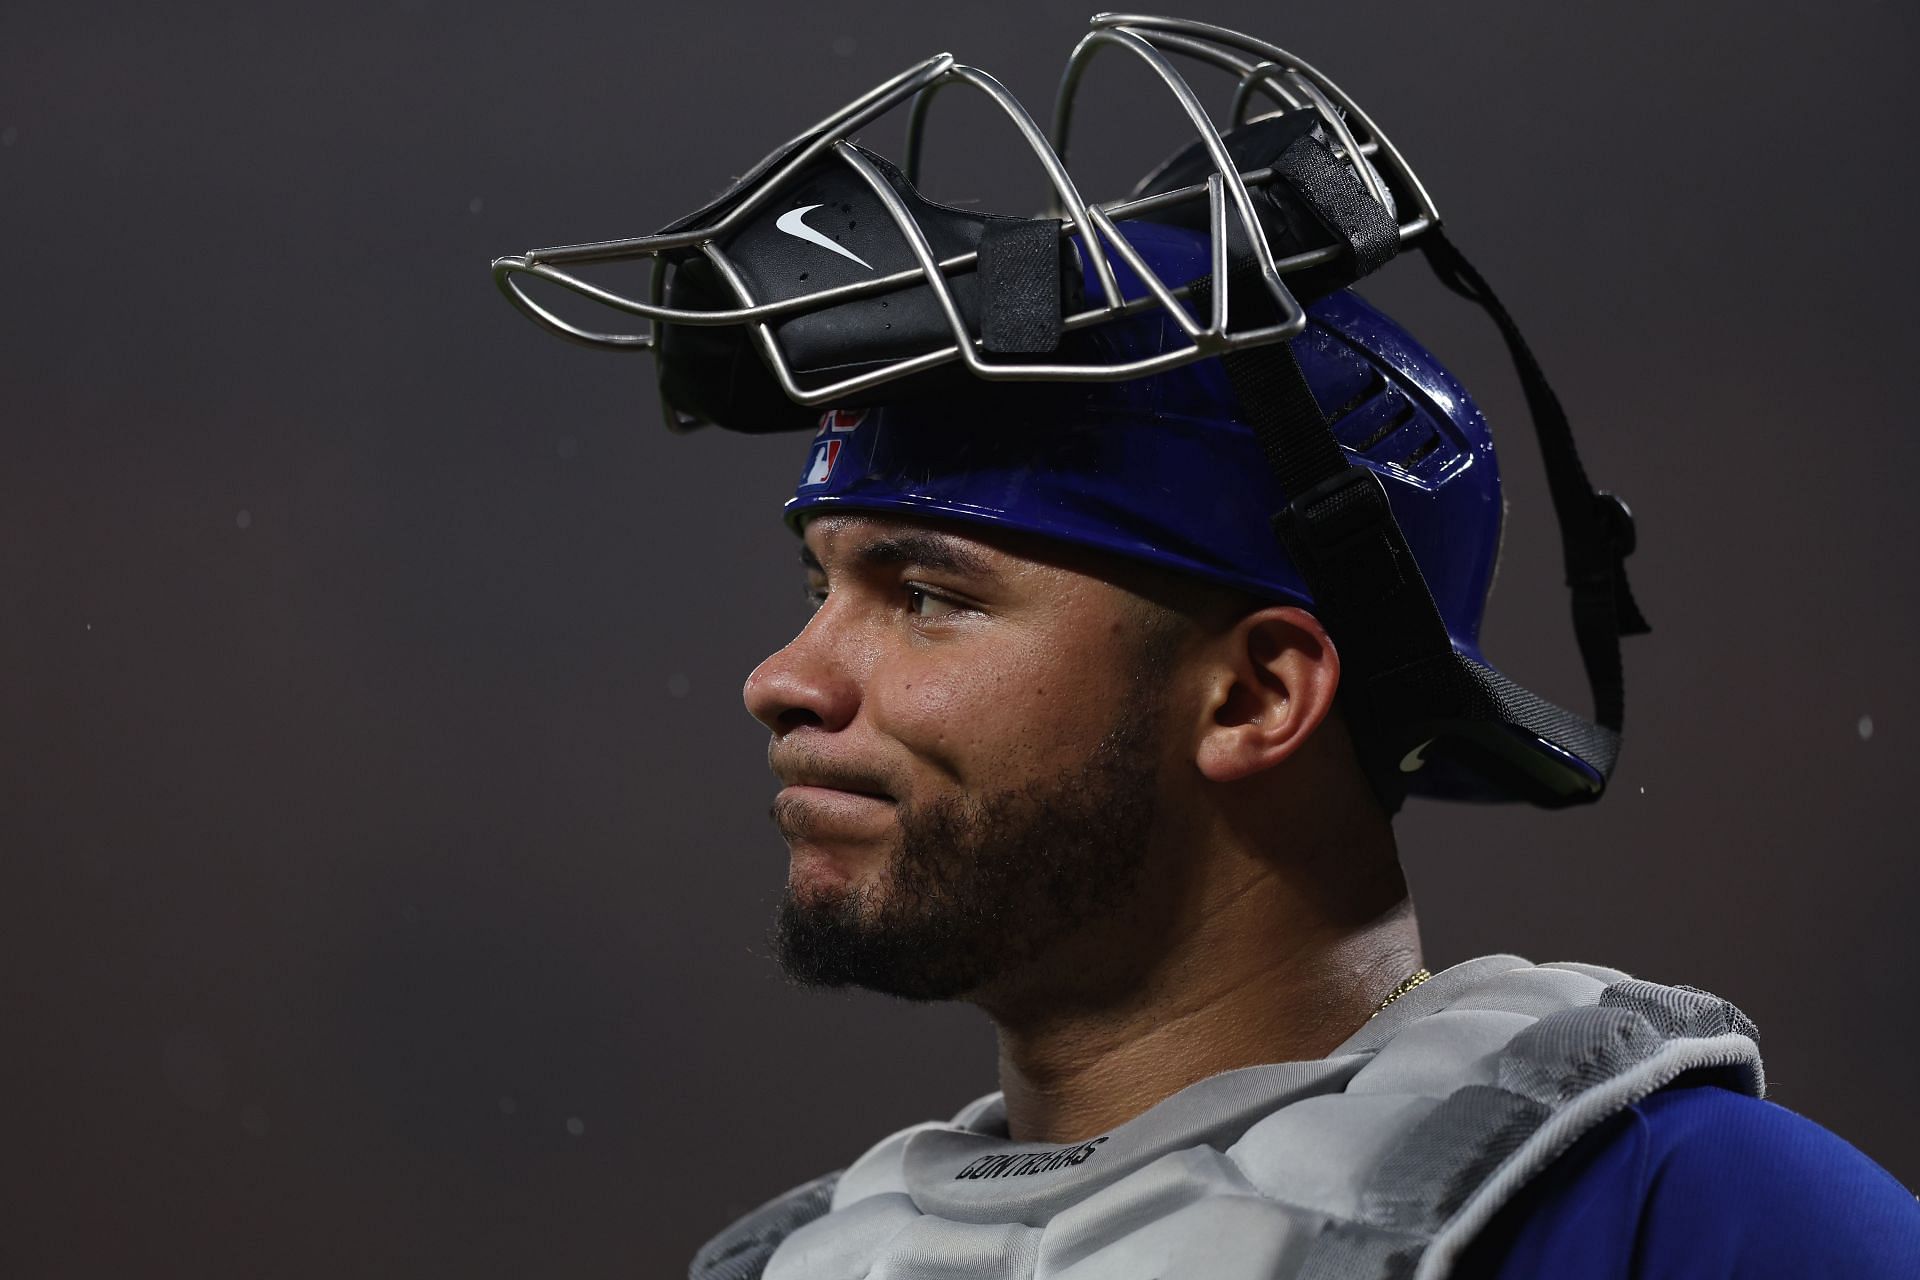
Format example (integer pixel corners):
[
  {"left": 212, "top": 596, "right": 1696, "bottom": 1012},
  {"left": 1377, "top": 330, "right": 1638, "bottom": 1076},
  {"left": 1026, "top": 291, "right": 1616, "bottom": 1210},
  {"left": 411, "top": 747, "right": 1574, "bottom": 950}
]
[
  {"left": 770, "top": 880, "right": 981, "bottom": 1002},
  {"left": 784, "top": 843, "right": 886, "bottom": 906},
  {"left": 768, "top": 702, "right": 1164, "bottom": 1002}
]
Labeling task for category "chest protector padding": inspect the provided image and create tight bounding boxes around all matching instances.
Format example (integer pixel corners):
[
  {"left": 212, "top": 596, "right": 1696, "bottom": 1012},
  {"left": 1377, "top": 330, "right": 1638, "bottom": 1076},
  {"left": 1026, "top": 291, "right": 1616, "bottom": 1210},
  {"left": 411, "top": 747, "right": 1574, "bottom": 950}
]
[{"left": 688, "top": 957, "right": 1763, "bottom": 1280}]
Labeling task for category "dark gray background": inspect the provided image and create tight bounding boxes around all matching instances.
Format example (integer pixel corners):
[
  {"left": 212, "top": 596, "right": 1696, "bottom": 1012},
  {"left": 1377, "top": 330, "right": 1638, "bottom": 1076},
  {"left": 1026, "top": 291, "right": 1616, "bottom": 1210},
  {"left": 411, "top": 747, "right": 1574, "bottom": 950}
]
[{"left": 4, "top": 2, "right": 1915, "bottom": 1276}]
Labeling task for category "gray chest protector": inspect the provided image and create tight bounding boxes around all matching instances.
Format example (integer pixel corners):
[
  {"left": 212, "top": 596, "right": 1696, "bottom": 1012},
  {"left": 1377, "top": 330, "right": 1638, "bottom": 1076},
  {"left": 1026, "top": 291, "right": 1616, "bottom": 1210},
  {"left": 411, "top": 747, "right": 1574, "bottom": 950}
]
[{"left": 690, "top": 956, "right": 1763, "bottom": 1280}]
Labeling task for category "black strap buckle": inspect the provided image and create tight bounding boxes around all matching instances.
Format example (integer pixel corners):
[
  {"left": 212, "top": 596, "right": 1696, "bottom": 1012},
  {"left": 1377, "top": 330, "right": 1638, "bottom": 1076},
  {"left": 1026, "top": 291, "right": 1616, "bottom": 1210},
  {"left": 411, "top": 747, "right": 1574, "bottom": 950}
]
[
  {"left": 1270, "top": 465, "right": 1408, "bottom": 596},
  {"left": 1595, "top": 490, "right": 1636, "bottom": 558}
]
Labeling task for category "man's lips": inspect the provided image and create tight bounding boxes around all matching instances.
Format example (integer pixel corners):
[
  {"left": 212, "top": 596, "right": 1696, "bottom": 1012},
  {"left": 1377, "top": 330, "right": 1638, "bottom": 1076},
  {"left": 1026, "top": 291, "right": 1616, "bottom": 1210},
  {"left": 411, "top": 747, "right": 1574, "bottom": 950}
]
[
  {"left": 768, "top": 749, "right": 899, "bottom": 844},
  {"left": 776, "top": 783, "right": 896, "bottom": 815},
  {"left": 778, "top": 782, "right": 895, "bottom": 803},
  {"left": 768, "top": 749, "right": 897, "bottom": 803},
  {"left": 771, "top": 783, "right": 896, "bottom": 847}
]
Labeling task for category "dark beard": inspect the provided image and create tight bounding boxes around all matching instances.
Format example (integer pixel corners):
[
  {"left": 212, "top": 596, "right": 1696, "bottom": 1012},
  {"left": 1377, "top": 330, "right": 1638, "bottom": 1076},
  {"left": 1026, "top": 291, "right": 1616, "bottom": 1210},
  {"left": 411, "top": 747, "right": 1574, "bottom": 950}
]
[{"left": 769, "top": 708, "right": 1164, "bottom": 1003}]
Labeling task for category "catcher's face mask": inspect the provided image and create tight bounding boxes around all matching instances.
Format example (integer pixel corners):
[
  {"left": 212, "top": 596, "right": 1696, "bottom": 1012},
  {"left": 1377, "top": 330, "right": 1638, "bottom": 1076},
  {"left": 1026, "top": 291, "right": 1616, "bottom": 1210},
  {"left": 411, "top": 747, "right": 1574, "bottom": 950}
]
[
  {"left": 493, "top": 13, "right": 1435, "bottom": 432},
  {"left": 492, "top": 13, "right": 1648, "bottom": 813}
]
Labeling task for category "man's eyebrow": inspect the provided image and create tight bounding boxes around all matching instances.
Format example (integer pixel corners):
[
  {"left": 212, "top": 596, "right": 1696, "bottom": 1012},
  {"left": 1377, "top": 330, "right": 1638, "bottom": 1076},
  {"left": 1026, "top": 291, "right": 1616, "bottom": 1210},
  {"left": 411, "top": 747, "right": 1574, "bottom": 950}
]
[{"left": 799, "top": 532, "right": 993, "bottom": 577}]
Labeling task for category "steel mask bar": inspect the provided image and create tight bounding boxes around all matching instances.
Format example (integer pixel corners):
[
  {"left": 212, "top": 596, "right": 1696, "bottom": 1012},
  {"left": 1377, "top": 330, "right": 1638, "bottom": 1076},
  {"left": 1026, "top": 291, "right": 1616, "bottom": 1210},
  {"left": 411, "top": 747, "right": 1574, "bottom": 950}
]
[
  {"left": 897, "top": 64, "right": 1123, "bottom": 309},
  {"left": 1091, "top": 13, "right": 1440, "bottom": 226},
  {"left": 495, "top": 13, "right": 1441, "bottom": 400},
  {"left": 1055, "top": 25, "right": 1303, "bottom": 324}
]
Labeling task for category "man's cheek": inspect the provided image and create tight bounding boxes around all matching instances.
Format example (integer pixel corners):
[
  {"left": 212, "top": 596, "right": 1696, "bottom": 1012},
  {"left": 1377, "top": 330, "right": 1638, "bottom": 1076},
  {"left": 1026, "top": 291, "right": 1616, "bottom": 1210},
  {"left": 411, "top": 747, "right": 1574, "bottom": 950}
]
[
  {"left": 874, "top": 645, "right": 1101, "bottom": 759},
  {"left": 875, "top": 679, "right": 981, "bottom": 754}
]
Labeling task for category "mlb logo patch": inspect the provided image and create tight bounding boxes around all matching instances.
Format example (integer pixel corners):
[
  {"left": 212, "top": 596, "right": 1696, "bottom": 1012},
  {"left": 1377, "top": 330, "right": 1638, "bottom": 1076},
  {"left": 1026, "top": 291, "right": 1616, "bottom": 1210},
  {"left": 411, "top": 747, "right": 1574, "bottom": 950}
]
[
  {"left": 801, "top": 438, "right": 843, "bottom": 487},
  {"left": 815, "top": 408, "right": 867, "bottom": 436}
]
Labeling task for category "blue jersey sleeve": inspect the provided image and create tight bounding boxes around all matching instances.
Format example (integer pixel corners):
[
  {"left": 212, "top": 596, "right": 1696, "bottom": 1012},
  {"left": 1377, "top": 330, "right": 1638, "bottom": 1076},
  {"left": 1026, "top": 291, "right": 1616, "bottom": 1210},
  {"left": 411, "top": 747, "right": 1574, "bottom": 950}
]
[{"left": 1457, "top": 1082, "right": 1920, "bottom": 1279}]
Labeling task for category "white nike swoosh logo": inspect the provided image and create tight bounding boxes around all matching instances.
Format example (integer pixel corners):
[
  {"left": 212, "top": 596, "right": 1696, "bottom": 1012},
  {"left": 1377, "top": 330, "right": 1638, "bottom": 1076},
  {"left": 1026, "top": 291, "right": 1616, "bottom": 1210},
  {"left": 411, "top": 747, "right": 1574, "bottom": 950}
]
[
  {"left": 1399, "top": 738, "right": 1436, "bottom": 773},
  {"left": 775, "top": 204, "right": 871, "bottom": 270}
]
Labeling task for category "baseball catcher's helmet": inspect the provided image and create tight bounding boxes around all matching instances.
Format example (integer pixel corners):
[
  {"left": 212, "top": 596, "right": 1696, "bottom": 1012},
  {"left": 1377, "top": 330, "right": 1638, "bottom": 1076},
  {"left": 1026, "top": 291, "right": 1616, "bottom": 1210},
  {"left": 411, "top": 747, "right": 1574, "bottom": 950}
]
[{"left": 491, "top": 13, "right": 1648, "bottom": 813}]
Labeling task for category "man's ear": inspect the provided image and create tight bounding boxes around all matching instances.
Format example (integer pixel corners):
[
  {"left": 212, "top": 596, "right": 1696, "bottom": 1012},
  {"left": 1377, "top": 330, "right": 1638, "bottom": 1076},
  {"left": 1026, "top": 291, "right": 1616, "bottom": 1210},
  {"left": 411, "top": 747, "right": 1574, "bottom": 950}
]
[{"left": 1193, "top": 606, "right": 1342, "bottom": 783}]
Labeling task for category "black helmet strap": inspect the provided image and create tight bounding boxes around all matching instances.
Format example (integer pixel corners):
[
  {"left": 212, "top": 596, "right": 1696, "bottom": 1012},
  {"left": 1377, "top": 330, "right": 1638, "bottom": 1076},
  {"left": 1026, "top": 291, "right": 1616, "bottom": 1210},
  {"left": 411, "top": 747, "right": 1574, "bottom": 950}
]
[
  {"left": 1201, "top": 230, "right": 1648, "bottom": 810},
  {"left": 1416, "top": 231, "right": 1651, "bottom": 727}
]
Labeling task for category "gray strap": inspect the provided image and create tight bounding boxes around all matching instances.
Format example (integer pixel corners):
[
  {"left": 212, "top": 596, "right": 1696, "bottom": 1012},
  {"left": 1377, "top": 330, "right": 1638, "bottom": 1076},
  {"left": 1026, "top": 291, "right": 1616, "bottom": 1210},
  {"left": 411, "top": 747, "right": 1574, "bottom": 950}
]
[
  {"left": 1297, "top": 1219, "right": 1423, "bottom": 1280},
  {"left": 1495, "top": 1006, "right": 1667, "bottom": 1107},
  {"left": 688, "top": 1171, "right": 841, "bottom": 1280},
  {"left": 1600, "top": 979, "right": 1762, "bottom": 1043},
  {"left": 1363, "top": 1085, "right": 1551, "bottom": 1232}
]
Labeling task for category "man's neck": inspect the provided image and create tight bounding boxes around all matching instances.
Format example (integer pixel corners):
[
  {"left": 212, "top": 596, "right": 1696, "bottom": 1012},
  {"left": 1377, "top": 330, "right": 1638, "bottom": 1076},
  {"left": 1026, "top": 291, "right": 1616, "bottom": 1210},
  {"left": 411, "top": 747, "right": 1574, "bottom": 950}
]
[{"left": 982, "top": 831, "right": 1421, "bottom": 1145}]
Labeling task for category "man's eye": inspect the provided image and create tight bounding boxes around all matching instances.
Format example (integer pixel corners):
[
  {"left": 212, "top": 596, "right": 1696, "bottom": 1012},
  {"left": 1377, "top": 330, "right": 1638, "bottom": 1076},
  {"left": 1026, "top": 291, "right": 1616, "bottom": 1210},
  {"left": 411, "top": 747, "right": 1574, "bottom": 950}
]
[
  {"left": 803, "top": 583, "right": 828, "bottom": 612},
  {"left": 906, "top": 585, "right": 961, "bottom": 618}
]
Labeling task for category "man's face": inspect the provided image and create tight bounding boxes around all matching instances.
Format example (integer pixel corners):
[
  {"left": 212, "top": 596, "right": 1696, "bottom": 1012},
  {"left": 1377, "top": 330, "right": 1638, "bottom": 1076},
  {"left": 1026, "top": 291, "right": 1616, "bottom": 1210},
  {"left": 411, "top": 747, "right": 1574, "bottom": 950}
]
[{"left": 741, "top": 512, "right": 1184, "bottom": 1003}]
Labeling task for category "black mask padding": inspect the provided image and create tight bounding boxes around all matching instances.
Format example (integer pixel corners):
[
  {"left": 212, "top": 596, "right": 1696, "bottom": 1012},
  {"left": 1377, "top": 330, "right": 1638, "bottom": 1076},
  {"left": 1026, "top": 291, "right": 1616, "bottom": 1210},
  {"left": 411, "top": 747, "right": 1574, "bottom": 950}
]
[
  {"left": 656, "top": 146, "right": 1086, "bottom": 433},
  {"left": 1130, "top": 108, "right": 1397, "bottom": 301}
]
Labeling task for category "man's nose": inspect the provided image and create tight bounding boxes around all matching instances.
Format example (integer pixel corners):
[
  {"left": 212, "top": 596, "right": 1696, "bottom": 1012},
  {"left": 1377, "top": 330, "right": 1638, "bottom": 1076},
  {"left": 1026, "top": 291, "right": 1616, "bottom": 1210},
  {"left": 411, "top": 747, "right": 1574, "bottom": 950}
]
[{"left": 742, "top": 608, "right": 860, "bottom": 736}]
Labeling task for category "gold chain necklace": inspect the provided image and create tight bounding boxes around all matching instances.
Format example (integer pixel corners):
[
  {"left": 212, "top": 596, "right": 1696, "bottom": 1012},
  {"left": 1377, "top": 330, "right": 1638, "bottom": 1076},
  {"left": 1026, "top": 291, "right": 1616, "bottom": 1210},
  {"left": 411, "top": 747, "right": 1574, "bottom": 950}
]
[{"left": 1369, "top": 968, "right": 1433, "bottom": 1019}]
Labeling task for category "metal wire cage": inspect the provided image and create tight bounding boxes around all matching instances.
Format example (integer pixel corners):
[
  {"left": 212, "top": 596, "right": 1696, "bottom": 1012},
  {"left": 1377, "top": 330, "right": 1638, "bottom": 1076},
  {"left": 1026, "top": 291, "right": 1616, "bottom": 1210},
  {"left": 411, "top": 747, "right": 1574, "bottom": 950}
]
[{"left": 490, "top": 12, "right": 1441, "bottom": 432}]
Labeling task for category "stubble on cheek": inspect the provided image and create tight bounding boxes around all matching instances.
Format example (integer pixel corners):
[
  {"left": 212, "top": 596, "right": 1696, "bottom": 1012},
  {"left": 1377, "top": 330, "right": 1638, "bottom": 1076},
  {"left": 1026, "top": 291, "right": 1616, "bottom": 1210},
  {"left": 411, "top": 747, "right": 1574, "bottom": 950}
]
[
  {"left": 764, "top": 589, "right": 1182, "bottom": 1001},
  {"left": 768, "top": 711, "right": 1166, "bottom": 1003}
]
